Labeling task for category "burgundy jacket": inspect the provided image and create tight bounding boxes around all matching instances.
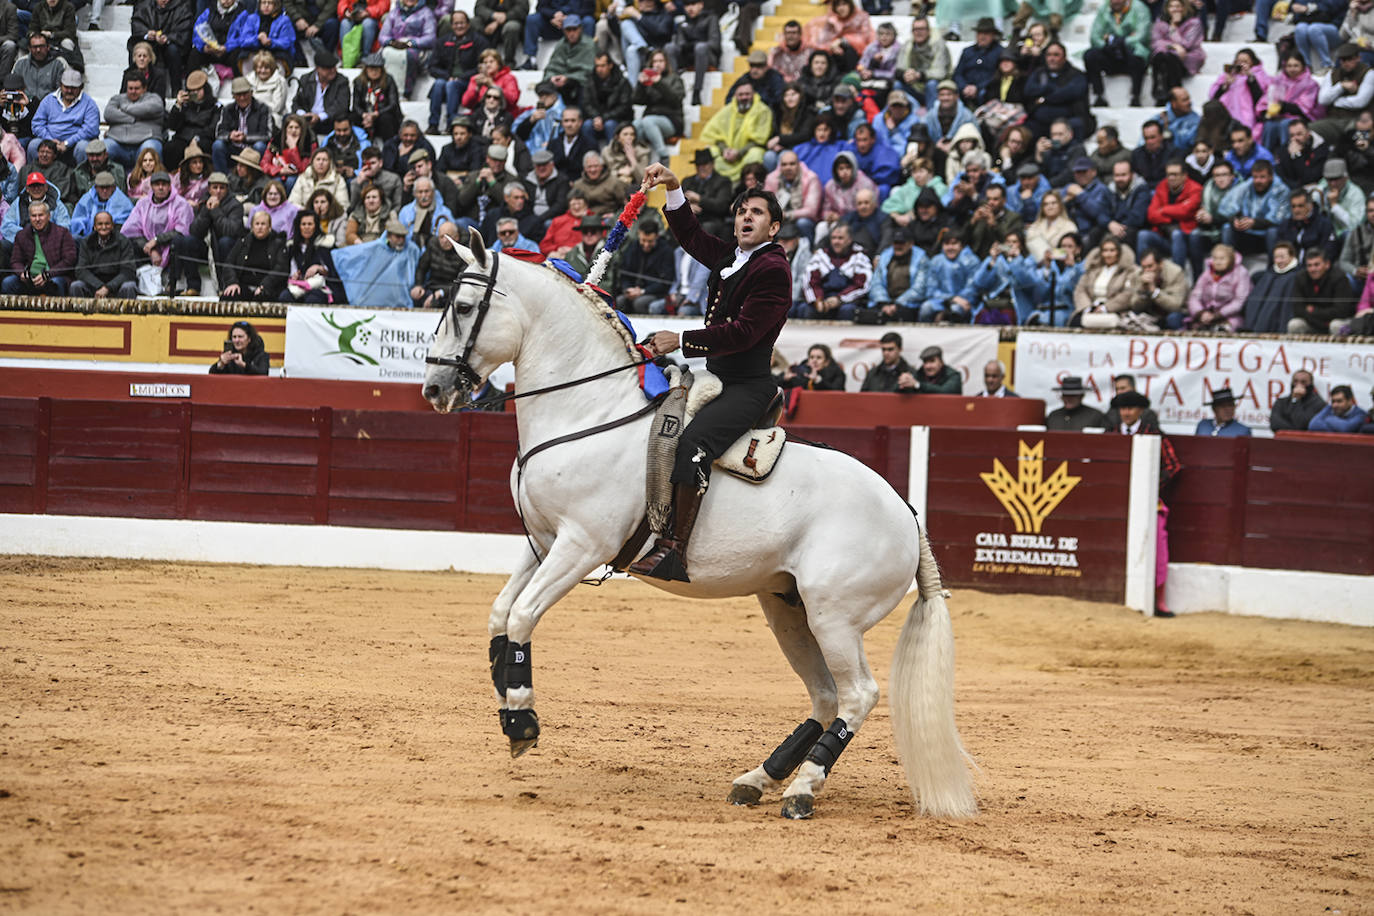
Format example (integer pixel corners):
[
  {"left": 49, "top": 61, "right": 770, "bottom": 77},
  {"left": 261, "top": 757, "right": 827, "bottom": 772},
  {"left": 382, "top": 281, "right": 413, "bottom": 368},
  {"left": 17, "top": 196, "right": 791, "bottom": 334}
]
[
  {"left": 664, "top": 199, "right": 792, "bottom": 380},
  {"left": 12, "top": 221, "right": 77, "bottom": 279}
]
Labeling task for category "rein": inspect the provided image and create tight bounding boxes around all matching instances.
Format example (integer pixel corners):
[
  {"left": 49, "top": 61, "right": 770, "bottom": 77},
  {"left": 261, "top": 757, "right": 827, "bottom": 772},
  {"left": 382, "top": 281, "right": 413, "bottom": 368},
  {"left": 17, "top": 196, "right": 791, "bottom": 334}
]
[
  {"left": 422, "top": 247, "right": 667, "bottom": 580},
  {"left": 423, "top": 250, "right": 658, "bottom": 411}
]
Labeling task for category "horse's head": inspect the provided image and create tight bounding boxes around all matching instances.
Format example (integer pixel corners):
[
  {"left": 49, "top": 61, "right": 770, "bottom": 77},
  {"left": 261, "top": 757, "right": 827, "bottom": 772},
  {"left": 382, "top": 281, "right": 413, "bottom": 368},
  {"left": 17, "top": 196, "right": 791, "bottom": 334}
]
[{"left": 422, "top": 229, "right": 523, "bottom": 413}]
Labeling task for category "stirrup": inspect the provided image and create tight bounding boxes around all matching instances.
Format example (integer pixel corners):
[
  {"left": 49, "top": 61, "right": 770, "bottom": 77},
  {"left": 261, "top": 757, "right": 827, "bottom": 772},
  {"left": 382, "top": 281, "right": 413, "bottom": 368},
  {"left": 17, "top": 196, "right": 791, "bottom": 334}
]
[{"left": 628, "top": 539, "right": 691, "bottom": 583}]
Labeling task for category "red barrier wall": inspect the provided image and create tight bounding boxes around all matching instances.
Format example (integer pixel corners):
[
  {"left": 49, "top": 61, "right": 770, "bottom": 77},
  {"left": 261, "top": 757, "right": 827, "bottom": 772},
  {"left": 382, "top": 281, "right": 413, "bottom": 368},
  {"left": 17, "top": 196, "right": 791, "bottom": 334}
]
[
  {"left": 4, "top": 395, "right": 1370, "bottom": 582},
  {"left": 1167, "top": 437, "right": 1374, "bottom": 576},
  {"left": 787, "top": 391, "right": 1045, "bottom": 429},
  {"left": 0, "top": 397, "right": 523, "bottom": 534}
]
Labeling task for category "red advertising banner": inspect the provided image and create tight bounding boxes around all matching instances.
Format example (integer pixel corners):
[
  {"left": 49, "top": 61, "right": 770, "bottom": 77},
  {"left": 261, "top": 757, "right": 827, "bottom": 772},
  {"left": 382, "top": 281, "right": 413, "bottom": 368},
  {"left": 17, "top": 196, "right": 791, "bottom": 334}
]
[{"left": 924, "top": 429, "right": 1134, "bottom": 603}]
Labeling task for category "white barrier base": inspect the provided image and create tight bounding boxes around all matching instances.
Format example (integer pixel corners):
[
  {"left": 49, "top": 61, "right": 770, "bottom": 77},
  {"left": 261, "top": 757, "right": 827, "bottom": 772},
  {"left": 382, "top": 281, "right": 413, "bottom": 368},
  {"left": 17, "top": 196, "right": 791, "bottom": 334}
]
[
  {"left": 4, "top": 515, "right": 1372, "bottom": 627},
  {"left": 1165, "top": 563, "right": 1374, "bottom": 628},
  {"left": 0, "top": 514, "right": 529, "bottom": 574}
]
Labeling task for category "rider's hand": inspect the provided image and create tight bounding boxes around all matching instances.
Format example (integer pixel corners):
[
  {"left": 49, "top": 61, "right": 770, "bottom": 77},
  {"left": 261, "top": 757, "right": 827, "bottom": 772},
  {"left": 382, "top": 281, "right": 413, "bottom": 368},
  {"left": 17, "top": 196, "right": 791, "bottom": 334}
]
[
  {"left": 648, "top": 330, "right": 680, "bottom": 355},
  {"left": 643, "top": 163, "right": 680, "bottom": 192}
]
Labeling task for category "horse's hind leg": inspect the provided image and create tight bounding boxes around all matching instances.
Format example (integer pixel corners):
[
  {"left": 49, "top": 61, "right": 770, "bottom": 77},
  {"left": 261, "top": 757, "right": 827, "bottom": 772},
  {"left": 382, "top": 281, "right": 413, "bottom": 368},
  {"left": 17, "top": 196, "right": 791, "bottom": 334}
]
[
  {"left": 727, "top": 592, "right": 839, "bottom": 807},
  {"left": 497, "top": 537, "right": 602, "bottom": 757},
  {"left": 779, "top": 619, "right": 880, "bottom": 820}
]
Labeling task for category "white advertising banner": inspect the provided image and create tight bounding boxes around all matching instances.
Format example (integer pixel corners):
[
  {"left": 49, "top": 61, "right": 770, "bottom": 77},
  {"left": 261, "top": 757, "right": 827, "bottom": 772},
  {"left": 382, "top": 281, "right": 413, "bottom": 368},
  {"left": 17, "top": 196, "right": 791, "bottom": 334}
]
[
  {"left": 1014, "top": 331, "right": 1374, "bottom": 434},
  {"left": 286, "top": 305, "right": 1000, "bottom": 394},
  {"left": 285, "top": 306, "right": 441, "bottom": 383}
]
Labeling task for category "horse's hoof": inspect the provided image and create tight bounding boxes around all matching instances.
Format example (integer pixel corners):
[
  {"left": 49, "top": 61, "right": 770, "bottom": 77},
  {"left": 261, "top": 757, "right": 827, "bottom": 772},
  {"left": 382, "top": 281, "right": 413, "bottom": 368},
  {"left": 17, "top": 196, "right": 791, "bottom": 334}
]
[
  {"left": 780, "top": 794, "right": 815, "bottom": 820},
  {"left": 727, "top": 784, "right": 762, "bottom": 807},
  {"left": 509, "top": 737, "right": 538, "bottom": 758}
]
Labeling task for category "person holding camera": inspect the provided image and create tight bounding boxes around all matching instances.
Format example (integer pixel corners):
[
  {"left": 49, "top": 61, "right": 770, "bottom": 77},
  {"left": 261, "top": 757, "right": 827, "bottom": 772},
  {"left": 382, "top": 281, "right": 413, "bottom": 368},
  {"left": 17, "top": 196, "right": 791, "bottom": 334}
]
[
  {"left": 4, "top": 201, "right": 76, "bottom": 297},
  {"left": 1083, "top": 0, "right": 1149, "bottom": 109},
  {"left": 210, "top": 320, "right": 271, "bottom": 375}
]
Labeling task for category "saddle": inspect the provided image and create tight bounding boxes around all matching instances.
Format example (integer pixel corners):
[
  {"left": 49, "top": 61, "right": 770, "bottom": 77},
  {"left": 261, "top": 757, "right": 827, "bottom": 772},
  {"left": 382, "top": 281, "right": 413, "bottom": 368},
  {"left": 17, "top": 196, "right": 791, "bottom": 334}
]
[
  {"left": 683, "top": 371, "right": 788, "bottom": 482},
  {"left": 611, "top": 369, "right": 788, "bottom": 573}
]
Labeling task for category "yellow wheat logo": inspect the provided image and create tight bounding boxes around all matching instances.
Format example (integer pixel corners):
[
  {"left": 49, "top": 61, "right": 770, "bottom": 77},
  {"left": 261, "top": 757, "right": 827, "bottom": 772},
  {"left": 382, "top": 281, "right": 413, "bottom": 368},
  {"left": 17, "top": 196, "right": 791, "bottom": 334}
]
[{"left": 979, "top": 440, "right": 1082, "bottom": 534}]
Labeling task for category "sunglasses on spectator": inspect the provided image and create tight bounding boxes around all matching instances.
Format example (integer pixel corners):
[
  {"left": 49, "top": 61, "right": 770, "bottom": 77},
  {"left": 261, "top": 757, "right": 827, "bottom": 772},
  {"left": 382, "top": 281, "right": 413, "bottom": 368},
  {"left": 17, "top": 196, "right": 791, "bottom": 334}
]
[{"left": 498, "top": 228, "right": 517, "bottom": 235}]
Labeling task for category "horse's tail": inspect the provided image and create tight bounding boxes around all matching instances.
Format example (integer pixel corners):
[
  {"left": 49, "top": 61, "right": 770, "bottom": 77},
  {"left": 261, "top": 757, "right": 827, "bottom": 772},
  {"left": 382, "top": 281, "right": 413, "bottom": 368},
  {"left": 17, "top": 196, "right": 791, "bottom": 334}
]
[{"left": 889, "top": 522, "right": 978, "bottom": 818}]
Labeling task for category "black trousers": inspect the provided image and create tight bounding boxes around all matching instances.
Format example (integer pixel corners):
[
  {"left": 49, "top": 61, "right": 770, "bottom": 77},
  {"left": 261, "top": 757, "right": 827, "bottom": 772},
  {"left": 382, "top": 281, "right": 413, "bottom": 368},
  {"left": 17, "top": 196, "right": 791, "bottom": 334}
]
[
  {"left": 1150, "top": 52, "right": 1187, "bottom": 102},
  {"left": 1083, "top": 46, "right": 1147, "bottom": 98},
  {"left": 673, "top": 377, "right": 777, "bottom": 488}
]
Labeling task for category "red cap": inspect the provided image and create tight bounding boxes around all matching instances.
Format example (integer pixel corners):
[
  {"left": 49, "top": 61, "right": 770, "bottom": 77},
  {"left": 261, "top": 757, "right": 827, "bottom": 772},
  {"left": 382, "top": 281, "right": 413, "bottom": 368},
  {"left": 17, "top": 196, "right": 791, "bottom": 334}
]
[{"left": 26, "top": 172, "right": 46, "bottom": 186}]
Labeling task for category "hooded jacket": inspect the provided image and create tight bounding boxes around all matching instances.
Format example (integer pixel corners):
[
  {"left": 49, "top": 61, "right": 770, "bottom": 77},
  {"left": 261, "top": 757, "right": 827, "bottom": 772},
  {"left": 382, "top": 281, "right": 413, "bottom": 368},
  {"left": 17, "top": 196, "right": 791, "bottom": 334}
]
[
  {"left": 70, "top": 186, "right": 134, "bottom": 237},
  {"left": 1217, "top": 174, "right": 1291, "bottom": 233},
  {"left": 1187, "top": 261, "right": 1251, "bottom": 329},
  {"left": 765, "top": 159, "right": 822, "bottom": 223},
  {"left": 822, "top": 151, "right": 877, "bottom": 217},
  {"left": 121, "top": 188, "right": 195, "bottom": 267}
]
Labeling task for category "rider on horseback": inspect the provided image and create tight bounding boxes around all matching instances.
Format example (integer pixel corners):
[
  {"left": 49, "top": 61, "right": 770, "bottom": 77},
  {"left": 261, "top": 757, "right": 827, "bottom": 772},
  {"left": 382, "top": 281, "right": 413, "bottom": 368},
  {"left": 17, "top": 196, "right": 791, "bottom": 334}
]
[{"left": 629, "top": 163, "right": 793, "bottom": 582}]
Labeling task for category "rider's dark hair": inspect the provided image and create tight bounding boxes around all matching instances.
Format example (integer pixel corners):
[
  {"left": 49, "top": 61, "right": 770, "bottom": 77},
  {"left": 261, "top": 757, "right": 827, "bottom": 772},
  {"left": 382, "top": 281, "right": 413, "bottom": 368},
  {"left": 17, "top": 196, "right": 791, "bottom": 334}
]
[{"left": 730, "top": 187, "right": 784, "bottom": 227}]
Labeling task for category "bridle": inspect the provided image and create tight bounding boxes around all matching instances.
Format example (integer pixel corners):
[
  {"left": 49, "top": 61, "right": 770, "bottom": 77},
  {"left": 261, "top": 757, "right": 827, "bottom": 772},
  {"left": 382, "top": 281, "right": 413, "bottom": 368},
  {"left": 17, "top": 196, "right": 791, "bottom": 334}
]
[
  {"left": 424, "top": 247, "right": 503, "bottom": 392},
  {"left": 423, "top": 249, "right": 656, "bottom": 411}
]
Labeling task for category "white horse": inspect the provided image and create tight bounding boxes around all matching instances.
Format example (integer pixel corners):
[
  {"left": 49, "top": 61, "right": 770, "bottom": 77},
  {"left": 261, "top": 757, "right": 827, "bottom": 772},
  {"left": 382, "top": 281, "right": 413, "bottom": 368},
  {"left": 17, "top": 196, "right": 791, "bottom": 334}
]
[{"left": 422, "top": 232, "right": 976, "bottom": 820}]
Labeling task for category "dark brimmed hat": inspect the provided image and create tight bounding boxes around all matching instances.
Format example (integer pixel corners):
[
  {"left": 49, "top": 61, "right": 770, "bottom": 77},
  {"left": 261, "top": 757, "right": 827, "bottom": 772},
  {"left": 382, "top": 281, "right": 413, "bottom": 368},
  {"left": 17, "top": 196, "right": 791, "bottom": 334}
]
[
  {"left": 1072, "top": 156, "right": 1096, "bottom": 172},
  {"left": 535, "top": 80, "right": 558, "bottom": 96},
  {"left": 692, "top": 148, "right": 715, "bottom": 165},
  {"left": 316, "top": 50, "right": 338, "bottom": 68},
  {"left": 579, "top": 214, "right": 604, "bottom": 231},
  {"left": 1204, "top": 387, "right": 1237, "bottom": 407},
  {"left": 1335, "top": 42, "right": 1361, "bottom": 60},
  {"left": 1111, "top": 390, "right": 1150, "bottom": 409},
  {"left": 1054, "top": 375, "right": 1087, "bottom": 395},
  {"left": 777, "top": 222, "right": 800, "bottom": 240},
  {"left": 891, "top": 226, "right": 912, "bottom": 242},
  {"left": 975, "top": 17, "right": 1001, "bottom": 34},
  {"left": 919, "top": 345, "right": 943, "bottom": 361}
]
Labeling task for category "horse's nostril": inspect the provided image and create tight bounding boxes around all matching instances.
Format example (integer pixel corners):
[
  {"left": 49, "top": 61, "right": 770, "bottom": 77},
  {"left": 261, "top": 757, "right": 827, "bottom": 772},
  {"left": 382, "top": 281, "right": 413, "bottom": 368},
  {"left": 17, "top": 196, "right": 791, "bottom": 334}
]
[{"left": 423, "top": 384, "right": 441, "bottom": 402}]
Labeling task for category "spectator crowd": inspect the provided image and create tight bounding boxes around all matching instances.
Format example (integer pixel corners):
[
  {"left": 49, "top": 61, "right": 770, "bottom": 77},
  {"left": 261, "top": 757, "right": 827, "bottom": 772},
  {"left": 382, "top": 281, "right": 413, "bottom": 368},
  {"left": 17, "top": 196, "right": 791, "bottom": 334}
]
[{"left": 0, "top": 0, "right": 1371, "bottom": 339}]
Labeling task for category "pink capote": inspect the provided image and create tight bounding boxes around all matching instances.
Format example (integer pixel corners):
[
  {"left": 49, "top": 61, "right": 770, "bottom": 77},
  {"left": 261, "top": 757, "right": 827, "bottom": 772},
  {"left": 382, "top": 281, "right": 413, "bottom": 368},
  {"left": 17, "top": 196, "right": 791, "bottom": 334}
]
[
  {"left": 1256, "top": 67, "right": 1325, "bottom": 122},
  {"left": 120, "top": 188, "right": 194, "bottom": 267},
  {"left": 1208, "top": 64, "right": 1270, "bottom": 131}
]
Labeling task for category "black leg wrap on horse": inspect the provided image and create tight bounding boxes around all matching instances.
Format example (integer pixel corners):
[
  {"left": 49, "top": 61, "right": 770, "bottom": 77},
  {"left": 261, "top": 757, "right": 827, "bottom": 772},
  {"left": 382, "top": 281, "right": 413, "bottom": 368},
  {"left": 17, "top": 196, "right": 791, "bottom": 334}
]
[
  {"left": 489, "top": 635, "right": 509, "bottom": 698},
  {"left": 763, "top": 718, "right": 826, "bottom": 781},
  {"left": 504, "top": 641, "right": 532, "bottom": 691},
  {"left": 804, "top": 718, "right": 854, "bottom": 776},
  {"left": 500, "top": 707, "right": 540, "bottom": 741}
]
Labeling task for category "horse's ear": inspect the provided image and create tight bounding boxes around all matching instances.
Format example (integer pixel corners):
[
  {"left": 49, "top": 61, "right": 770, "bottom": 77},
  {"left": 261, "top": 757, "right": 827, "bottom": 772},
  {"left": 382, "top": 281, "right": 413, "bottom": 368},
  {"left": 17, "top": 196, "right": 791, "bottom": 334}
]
[{"left": 467, "top": 227, "right": 488, "bottom": 269}]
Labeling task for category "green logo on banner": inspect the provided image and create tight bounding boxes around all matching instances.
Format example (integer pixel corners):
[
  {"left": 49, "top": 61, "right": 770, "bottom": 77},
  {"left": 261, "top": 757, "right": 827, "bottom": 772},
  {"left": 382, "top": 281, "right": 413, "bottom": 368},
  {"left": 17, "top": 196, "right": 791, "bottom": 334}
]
[{"left": 322, "top": 312, "right": 379, "bottom": 365}]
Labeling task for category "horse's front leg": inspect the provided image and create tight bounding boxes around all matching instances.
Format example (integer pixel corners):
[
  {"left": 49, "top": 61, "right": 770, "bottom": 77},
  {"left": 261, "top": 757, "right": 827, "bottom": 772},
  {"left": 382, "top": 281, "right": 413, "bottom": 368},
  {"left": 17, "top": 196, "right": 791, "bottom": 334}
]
[
  {"left": 487, "top": 548, "right": 540, "bottom": 739},
  {"left": 495, "top": 535, "right": 603, "bottom": 757}
]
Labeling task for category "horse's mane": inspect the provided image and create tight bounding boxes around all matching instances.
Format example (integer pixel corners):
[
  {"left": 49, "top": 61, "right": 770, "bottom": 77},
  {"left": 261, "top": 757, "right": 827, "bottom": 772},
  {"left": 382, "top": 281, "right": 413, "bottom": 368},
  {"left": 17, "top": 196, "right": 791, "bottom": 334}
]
[{"left": 502, "top": 251, "right": 637, "bottom": 358}]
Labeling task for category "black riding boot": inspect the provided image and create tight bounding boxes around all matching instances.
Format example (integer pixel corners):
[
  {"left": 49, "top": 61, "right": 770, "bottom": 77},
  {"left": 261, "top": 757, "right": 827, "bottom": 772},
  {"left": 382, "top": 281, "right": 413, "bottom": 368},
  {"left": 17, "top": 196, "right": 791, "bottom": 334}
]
[{"left": 628, "top": 482, "right": 703, "bottom": 582}]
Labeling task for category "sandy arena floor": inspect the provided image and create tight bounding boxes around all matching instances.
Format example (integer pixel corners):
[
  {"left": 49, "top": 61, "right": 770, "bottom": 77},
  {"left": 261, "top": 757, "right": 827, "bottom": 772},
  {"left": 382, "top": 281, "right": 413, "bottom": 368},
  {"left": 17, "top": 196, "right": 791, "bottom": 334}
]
[{"left": 1, "top": 557, "right": 1371, "bottom": 914}]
